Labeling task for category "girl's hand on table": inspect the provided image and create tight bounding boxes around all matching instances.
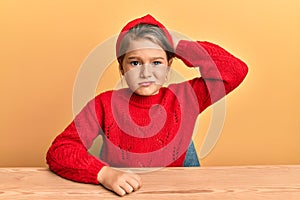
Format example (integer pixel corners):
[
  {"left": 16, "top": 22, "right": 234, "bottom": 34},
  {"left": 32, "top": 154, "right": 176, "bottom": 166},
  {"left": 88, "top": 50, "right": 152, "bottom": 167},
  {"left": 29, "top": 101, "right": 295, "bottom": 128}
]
[{"left": 97, "top": 166, "right": 142, "bottom": 196}]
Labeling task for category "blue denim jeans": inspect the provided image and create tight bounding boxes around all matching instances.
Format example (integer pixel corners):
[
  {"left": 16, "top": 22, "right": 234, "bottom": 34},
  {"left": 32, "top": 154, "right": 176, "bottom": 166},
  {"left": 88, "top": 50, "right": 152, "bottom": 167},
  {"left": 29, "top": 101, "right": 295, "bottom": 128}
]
[{"left": 183, "top": 141, "right": 200, "bottom": 167}]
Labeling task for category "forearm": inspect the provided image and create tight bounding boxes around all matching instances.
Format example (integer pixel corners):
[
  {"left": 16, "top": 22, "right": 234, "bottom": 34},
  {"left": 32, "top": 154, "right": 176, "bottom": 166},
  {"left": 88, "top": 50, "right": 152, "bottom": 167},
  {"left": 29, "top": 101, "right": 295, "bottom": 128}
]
[
  {"left": 177, "top": 40, "right": 248, "bottom": 84},
  {"left": 175, "top": 40, "right": 248, "bottom": 111},
  {"left": 46, "top": 122, "right": 107, "bottom": 184}
]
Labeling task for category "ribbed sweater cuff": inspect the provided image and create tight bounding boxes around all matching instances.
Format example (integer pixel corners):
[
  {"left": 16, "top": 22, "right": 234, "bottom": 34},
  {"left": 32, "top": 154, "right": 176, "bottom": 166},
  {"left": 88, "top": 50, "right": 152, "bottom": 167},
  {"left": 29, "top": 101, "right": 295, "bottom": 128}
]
[
  {"left": 87, "top": 159, "right": 107, "bottom": 184},
  {"left": 175, "top": 40, "right": 192, "bottom": 63}
]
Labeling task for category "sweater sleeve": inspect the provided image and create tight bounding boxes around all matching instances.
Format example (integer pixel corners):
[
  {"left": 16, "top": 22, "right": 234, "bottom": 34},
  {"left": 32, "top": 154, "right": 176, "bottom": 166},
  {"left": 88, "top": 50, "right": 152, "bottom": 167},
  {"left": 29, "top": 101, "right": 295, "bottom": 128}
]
[
  {"left": 46, "top": 97, "right": 107, "bottom": 184},
  {"left": 175, "top": 40, "right": 248, "bottom": 113}
]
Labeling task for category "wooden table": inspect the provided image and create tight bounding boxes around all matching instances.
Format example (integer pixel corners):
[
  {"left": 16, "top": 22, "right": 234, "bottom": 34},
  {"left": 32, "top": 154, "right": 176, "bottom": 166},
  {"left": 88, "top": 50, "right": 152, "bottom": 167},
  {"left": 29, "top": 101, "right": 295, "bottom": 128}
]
[{"left": 0, "top": 165, "right": 299, "bottom": 199}]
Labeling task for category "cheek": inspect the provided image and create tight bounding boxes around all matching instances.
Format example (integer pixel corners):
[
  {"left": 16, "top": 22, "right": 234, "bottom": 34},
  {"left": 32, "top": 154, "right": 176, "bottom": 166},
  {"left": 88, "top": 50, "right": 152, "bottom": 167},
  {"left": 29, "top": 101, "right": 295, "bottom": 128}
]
[
  {"left": 124, "top": 69, "right": 139, "bottom": 84},
  {"left": 154, "top": 67, "right": 168, "bottom": 80}
]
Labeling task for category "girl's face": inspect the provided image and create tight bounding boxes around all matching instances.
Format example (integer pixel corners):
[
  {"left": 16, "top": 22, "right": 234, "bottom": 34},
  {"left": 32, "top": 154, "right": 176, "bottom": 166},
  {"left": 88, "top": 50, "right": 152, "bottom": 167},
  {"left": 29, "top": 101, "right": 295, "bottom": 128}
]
[{"left": 121, "top": 38, "right": 171, "bottom": 96}]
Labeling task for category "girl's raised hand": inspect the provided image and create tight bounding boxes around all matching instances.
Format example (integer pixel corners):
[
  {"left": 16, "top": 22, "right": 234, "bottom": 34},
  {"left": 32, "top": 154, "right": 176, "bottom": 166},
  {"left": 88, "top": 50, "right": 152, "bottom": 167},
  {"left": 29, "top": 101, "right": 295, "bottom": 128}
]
[
  {"left": 170, "top": 32, "right": 180, "bottom": 50},
  {"left": 97, "top": 166, "right": 142, "bottom": 196}
]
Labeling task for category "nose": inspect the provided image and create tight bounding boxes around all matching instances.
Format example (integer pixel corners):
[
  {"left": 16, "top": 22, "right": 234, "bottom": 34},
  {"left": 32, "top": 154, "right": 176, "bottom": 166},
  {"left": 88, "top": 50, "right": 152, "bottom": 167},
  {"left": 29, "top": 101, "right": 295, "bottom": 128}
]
[{"left": 140, "top": 64, "right": 152, "bottom": 78}]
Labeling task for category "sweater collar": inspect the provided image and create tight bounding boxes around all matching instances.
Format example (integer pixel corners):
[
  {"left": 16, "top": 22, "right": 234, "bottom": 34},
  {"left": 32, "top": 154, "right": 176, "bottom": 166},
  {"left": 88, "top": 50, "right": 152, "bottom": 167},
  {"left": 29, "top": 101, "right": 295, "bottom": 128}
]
[{"left": 121, "top": 87, "right": 165, "bottom": 106}]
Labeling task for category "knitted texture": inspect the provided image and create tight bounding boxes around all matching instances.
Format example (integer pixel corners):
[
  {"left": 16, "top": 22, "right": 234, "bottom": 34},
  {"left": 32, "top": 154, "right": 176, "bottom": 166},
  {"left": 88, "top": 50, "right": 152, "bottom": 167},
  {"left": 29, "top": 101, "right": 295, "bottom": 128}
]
[
  {"left": 46, "top": 40, "right": 248, "bottom": 184},
  {"left": 116, "top": 14, "right": 173, "bottom": 59}
]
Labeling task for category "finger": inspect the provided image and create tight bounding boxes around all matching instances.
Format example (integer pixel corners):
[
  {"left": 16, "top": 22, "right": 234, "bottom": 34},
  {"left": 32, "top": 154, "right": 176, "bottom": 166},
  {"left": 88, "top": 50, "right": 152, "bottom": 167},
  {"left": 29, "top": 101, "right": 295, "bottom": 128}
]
[
  {"left": 132, "top": 174, "right": 143, "bottom": 188},
  {"left": 112, "top": 185, "right": 126, "bottom": 196},
  {"left": 126, "top": 177, "right": 140, "bottom": 191},
  {"left": 120, "top": 182, "right": 134, "bottom": 194},
  {"left": 123, "top": 171, "right": 142, "bottom": 189}
]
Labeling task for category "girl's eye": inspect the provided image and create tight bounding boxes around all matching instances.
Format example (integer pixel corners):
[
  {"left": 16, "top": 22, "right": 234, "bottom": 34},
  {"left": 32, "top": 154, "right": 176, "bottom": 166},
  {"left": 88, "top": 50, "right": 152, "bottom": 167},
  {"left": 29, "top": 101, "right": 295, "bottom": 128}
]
[
  {"left": 153, "top": 61, "right": 162, "bottom": 66},
  {"left": 130, "top": 61, "right": 141, "bottom": 67}
]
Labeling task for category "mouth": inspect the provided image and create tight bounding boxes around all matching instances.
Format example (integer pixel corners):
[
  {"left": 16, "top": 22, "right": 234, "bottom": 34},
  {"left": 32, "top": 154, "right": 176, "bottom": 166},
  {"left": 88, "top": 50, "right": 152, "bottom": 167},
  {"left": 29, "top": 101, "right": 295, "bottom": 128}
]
[{"left": 138, "top": 81, "right": 155, "bottom": 87}]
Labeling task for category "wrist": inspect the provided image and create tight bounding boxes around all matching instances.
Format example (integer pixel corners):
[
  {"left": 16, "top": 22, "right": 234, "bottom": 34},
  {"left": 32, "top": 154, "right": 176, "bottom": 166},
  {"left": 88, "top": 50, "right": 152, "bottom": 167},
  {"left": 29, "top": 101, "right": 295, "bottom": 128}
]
[
  {"left": 173, "top": 39, "right": 180, "bottom": 50},
  {"left": 170, "top": 32, "right": 180, "bottom": 51},
  {"left": 97, "top": 166, "right": 108, "bottom": 184}
]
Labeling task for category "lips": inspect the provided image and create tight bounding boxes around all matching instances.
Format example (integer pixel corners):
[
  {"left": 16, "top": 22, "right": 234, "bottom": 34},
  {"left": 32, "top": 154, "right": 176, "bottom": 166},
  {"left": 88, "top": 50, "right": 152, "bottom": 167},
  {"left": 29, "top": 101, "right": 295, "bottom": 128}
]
[{"left": 138, "top": 81, "right": 155, "bottom": 86}]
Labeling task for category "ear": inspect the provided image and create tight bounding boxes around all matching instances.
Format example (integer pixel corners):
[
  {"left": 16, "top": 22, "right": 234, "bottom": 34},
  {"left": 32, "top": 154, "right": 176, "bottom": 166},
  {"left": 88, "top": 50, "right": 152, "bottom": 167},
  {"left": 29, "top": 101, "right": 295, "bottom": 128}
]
[
  {"left": 119, "top": 64, "right": 124, "bottom": 75},
  {"left": 168, "top": 58, "right": 173, "bottom": 67}
]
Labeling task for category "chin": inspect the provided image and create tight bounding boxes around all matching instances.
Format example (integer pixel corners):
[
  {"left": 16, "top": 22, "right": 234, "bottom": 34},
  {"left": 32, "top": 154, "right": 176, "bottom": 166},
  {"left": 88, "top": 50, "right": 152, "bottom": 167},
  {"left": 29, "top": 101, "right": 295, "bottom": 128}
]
[
  {"left": 137, "top": 92, "right": 154, "bottom": 96},
  {"left": 133, "top": 85, "right": 160, "bottom": 96},
  {"left": 136, "top": 90, "right": 157, "bottom": 96}
]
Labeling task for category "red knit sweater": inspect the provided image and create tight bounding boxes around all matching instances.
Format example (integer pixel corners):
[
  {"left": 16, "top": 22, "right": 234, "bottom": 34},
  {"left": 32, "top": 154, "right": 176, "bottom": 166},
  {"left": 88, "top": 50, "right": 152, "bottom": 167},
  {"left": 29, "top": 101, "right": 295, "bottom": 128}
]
[{"left": 46, "top": 40, "right": 248, "bottom": 184}]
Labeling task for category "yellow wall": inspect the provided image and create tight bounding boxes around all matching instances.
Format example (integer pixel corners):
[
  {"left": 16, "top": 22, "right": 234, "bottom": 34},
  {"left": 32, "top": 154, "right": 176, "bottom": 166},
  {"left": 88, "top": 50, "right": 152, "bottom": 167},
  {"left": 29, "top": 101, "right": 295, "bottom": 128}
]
[{"left": 1, "top": 0, "right": 299, "bottom": 167}]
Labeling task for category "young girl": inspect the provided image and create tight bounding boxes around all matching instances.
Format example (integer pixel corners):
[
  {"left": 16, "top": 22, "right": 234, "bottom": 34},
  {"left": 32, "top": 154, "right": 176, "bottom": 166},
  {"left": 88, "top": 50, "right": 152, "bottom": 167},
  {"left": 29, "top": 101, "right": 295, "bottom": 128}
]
[{"left": 46, "top": 14, "right": 248, "bottom": 196}]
